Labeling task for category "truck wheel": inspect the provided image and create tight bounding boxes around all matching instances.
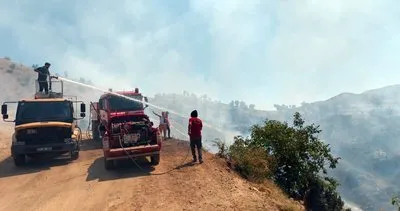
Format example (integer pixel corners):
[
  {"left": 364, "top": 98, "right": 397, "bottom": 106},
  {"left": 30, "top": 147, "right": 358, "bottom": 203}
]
[
  {"left": 104, "top": 158, "right": 115, "bottom": 170},
  {"left": 92, "top": 121, "right": 100, "bottom": 141},
  {"left": 150, "top": 154, "right": 160, "bottom": 165},
  {"left": 70, "top": 150, "right": 79, "bottom": 160},
  {"left": 13, "top": 154, "right": 26, "bottom": 166}
]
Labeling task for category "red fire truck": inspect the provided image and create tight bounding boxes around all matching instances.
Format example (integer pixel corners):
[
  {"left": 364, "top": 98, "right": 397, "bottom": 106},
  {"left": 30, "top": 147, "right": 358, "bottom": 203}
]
[{"left": 90, "top": 88, "right": 162, "bottom": 169}]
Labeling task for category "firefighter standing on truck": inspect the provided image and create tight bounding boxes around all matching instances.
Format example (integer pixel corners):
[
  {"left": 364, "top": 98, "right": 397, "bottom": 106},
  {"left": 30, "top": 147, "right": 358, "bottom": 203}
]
[
  {"left": 33, "top": 62, "right": 51, "bottom": 94},
  {"left": 188, "top": 110, "right": 203, "bottom": 163}
]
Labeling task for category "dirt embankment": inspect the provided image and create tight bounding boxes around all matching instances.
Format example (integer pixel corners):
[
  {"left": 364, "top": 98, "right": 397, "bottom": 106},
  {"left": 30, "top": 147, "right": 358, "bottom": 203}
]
[{"left": 0, "top": 125, "right": 303, "bottom": 211}]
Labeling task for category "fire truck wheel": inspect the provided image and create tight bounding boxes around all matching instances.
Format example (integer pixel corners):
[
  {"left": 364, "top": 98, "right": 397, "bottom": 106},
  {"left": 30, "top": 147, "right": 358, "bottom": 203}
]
[
  {"left": 104, "top": 158, "right": 115, "bottom": 170},
  {"left": 150, "top": 154, "right": 160, "bottom": 165},
  {"left": 13, "top": 154, "right": 26, "bottom": 166},
  {"left": 92, "top": 121, "right": 100, "bottom": 141},
  {"left": 70, "top": 150, "right": 79, "bottom": 160}
]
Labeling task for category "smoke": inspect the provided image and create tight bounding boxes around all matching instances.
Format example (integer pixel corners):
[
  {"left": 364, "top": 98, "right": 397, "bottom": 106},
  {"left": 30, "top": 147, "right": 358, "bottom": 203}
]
[
  {"left": 3, "top": 1, "right": 398, "bottom": 208},
  {"left": 58, "top": 76, "right": 242, "bottom": 148},
  {"left": 0, "top": 59, "right": 36, "bottom": 101},
  {"left": 0, "top": 59, "right": 242, "bottom": 150},
  {"left": 343, "top": 201, "right": 363, "bottom": 211},
  {"left": 2, "top": 0, "right": 400, "bottom": 110}
]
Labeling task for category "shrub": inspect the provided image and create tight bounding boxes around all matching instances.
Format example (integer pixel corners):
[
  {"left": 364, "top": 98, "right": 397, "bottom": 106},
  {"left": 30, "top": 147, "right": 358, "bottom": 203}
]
[
  {"left": 303, "top": 177, "right": 345, "bottom": 211},
  {"left": 18, "top": 75, "right": 32, "bottom": 87},
  {"left": 9, "top": 63, "right": 16, "bottom": 70},
  {"left": 227, "top": 136, "right": 274, "bottom": 182},
  {"left": 212, "top": 138, "right": 228, "bottom": 158},
  {"left": 226, "top": 112, "right": 346, "bottom": 210},
  {"left": 392, "top": 195, "right": 400, "bottom": 210}
]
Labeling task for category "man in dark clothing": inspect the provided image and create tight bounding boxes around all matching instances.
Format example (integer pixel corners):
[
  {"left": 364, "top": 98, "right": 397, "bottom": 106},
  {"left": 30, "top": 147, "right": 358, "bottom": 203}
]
[
  {"left": 34, "top": 62, "right": 51, "bottom": 94},
  {"left": 188, "top": 110, "right": 203, "bottom": 163}
]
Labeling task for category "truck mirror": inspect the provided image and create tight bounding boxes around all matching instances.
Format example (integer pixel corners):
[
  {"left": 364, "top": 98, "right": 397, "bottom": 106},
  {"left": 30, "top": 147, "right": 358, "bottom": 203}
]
[
  {"left": 80, "top": 103, "right": 86, "bottom": 113},
  {"left": 2, "top": 114, "right": 8, "bottom": 120},
  {"left": 80, "top": 113, "right": 86, "bottom": 118},
  {"left": 1, "top": 104, "right": 7, "bottom": 115}
]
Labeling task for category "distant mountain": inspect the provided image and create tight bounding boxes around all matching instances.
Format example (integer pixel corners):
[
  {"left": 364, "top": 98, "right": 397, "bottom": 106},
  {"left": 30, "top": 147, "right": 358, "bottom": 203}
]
[
  {"left": 291, "top": 86, "right": 400, "bottom": 210},
  {"left": 1, "top": 57, "right": 398, "bottom": 210}
]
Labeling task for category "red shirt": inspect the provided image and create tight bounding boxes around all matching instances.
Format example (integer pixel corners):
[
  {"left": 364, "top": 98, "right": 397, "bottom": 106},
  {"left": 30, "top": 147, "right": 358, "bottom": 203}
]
[{"left": 188, "top": 117, "right": 202, "bottom": 138}]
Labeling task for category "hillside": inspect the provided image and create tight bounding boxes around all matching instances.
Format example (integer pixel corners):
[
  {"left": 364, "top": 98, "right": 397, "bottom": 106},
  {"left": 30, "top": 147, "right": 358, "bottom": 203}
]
[
  {"left": 268, "top": 88, "right": 400, "bottom": 210},
  {"left": 0, "top": 58, "right": 304, "bottom": 210},
  {"left": 0, "top": 58, "right": 95, "bottom": 101},
  {"left": 150, "top": 88, "right": 400, "bottom": 210}
]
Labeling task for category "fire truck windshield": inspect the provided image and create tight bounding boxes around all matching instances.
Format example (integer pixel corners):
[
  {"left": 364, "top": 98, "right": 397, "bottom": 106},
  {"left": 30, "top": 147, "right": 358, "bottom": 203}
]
[
  {"left": 108, "top": 95, "right": 143, "bottom": 111},
  {"left": 15, "top": 101, "right": 73, "bottom": 125}
]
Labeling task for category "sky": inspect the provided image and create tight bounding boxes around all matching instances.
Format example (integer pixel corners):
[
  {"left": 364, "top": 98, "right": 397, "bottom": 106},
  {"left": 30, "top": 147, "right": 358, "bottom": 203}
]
[{"left": 0, "top": 0, "right": 400, "bottom": 110}]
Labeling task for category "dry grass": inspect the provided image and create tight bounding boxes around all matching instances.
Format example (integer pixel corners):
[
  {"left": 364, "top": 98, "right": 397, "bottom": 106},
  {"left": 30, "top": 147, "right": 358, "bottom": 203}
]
[
  {"left": 213, "top": 138, "right": 304, "bottom": 210},
  {"left": 211, "top": 155, "right": 305, "bottom": 211},
  {"left": 230, "top": 146, "right": 272, "bottom": 182},
  {"left": 258, "top": 180, "right": 304, "bottom": 211}
]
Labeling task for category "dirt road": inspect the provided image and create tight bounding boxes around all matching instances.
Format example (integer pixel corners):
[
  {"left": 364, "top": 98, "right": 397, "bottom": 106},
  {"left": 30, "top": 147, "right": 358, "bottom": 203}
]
[{"left": 0, "top": 127, "right": 302, "bottom": 211}]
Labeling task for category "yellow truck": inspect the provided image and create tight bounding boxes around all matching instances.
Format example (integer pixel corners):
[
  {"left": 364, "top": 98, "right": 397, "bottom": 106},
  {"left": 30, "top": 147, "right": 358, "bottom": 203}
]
[{"left": 1, "top": 77, "right": 86, "bottom": 166}]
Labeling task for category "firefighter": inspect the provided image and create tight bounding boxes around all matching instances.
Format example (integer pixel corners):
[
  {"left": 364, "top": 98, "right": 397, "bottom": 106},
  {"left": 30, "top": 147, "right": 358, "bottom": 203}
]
[
  {"left": 188, "top": 110, "right": 203, "bottom": 163},
  {"left": 152, "top": 111, "right": 167, "bottom": 139},
  {"left": 33, "top": 62, "right": 51, "bottom": 94},
  {"left": 165, "top": 111, "right": 171, "bottom": 139}
]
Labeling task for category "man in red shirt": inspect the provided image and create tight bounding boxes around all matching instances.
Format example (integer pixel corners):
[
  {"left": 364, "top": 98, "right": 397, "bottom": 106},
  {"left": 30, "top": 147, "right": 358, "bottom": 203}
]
[{"left": 188, "top": 110, "right": 203, "bottom": 163}]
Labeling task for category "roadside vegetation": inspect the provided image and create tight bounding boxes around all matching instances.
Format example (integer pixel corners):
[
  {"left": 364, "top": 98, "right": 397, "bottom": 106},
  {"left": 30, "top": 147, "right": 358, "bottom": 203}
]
[
  {"left": 215, "top": 112, "right": 351, "bottom": 211},
  {"left": 392, "top": 195, "right": 400, "bottom": 210}
]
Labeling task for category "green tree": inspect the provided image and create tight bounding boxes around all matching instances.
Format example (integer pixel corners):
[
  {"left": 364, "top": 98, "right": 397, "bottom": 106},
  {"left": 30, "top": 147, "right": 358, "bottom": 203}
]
[
  {"left": 228, "top": 112, "right": 345, "bottom": 210},
  {"left": 392, "top": 195, "right": 400, "bottom": 210}
]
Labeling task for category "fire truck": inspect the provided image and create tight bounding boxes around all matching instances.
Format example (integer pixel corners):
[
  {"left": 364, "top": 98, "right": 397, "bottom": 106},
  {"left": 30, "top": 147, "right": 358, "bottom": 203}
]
[
  {"left": 90, "top": 88, "right": 162, "bottom": 169},
  {"left": 1, "top": 77, "right": 86, "bottom": 166}
]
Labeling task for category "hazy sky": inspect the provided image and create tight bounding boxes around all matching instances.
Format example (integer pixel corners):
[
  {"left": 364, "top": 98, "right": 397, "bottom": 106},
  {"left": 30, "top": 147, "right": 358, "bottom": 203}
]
[{"left": 0, "top": 0, "right": 399, "bottom": 110}]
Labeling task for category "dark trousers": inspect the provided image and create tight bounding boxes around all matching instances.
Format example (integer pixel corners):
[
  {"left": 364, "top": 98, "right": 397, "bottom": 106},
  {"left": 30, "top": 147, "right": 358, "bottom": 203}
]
[
  {"left": 167, "top": 125, "right": 170, "bottom": 138},
  {"left": 39, "top": 81, "right": 49, "bottom": 94},
  {"left": 190, "top": 136, "right": 202, "bottom": 161}
]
